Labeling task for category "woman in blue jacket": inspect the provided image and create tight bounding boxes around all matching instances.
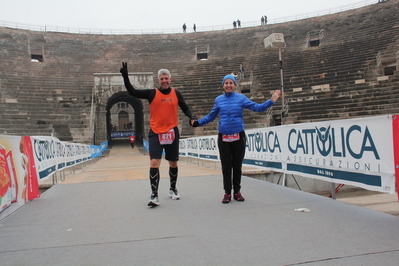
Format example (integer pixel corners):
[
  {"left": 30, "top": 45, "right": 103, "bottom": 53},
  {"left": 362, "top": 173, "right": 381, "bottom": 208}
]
[{"left": 190, "top": 74, "right": 281, "bottom": 203}]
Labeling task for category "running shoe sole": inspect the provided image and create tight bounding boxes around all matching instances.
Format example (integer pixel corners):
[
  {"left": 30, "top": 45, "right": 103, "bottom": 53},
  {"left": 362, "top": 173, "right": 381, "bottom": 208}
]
[
  {"left": 148, "top": 197, "right": 160, "bottom": 207},
  {"left": 222, "top": 194, "right": 231, "bottom": 203},
  {"left": 148, "top": 201, "right": 159, "bottom": 207},
  {"left": 168, "top": 190, "right": 180, "bottom": 200}
]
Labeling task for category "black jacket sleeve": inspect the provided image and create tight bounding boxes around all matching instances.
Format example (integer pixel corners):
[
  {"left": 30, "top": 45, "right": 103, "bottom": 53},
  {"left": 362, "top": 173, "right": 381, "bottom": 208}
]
[
  {"left": 176, "top": 90, "right": 195, "bottom": 119},
  {"left": 122, "top": 76, "right": 154, "bottom": 100}
]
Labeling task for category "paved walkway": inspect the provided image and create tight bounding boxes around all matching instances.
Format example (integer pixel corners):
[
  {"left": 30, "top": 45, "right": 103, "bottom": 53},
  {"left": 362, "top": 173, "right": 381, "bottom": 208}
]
[
  {"left": 58, "top": 142, "right": 225, "bottom": 184},
  {"left": 56, "top": 141, "right": 399, "bottom": 217},
  {"left": 1, "top": 141, "right": 399, "bottom": 265}
]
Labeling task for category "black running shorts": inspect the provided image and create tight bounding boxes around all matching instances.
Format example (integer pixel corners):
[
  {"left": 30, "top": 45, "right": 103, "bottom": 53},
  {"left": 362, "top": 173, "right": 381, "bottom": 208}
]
[{"left": 148, "top": 127, "right": 180, "bottom": 161}]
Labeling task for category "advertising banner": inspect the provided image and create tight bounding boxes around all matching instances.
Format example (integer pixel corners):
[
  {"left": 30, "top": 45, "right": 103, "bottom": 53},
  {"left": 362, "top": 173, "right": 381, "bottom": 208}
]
[
  {"left": 186, "top": 137, "right": 200, "bottom": 159},
  {"left": 0, "top": 136, "right": 107, "bottom": 220},
  {"left": 29, "top": 137, "right": 93, "bottom": 181},
  {"left": 246, "top": 115, "right": 395, "bottom": 194},
  {"left": 179, "top": 139, "right": 187, "bottom": 157},
  {"left": 111, "top": 131, "right": 135, "bottom": 138},
  {"left": 180, "top": 115, "right": 397, "bottom": 195},
  {"left": 0, "top": 136, "right": 40, "bottom": 218},
  {"left": 196, "top": 135, "right": 219, "bottom": 161},
  {"left": 30, "top": 137, "right": 57, "bottom": 180}
]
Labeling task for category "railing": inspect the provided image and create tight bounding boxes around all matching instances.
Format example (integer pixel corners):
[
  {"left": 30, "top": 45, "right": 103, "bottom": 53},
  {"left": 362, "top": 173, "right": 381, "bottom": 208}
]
[{"left": 0, "top": 1, "right": 376, "bottom": 35}]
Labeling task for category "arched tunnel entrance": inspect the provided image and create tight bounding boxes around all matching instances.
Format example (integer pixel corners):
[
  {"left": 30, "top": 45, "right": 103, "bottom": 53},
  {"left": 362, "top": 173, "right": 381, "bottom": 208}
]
[
  {"left": 106, "top": 91, "right": 144, "bottom": 145},
  {"left": 93, "top": 72, "right": 153, "bottom": 145}
]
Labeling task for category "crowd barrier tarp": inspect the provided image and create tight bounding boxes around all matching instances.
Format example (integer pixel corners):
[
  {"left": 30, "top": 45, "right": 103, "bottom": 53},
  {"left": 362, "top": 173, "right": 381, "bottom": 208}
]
[
  {"left": 143, "top": 139, "right": 149, "bottom": 152},
  {"left": 91, "top": 140, "right": 108, "bottom": 158},
  {"left": 0, "top": 135, "right": 107, "bottom": 220},
  {"left": 180, "top": 115, "right": 398, "bottom": 196}
]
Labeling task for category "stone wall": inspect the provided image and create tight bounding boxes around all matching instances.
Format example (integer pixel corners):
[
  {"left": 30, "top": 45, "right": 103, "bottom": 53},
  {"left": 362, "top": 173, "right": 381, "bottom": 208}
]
[{"left": 0, "top": 1, "right": 398, "bottom": 143}]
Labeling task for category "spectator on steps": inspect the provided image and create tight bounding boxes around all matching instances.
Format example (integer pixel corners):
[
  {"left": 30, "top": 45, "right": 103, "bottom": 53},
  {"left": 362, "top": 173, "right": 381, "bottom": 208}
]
[
  {"left": 189, "top": 74, "right": 281, "bottom": 204},
  {"left": 120, "top": 62, "right": 196, "bottom": 207}
]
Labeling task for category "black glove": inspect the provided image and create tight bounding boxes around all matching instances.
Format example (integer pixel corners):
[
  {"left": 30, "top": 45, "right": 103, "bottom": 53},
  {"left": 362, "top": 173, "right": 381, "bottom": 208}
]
[
  {"left": 189, "top": 119, "right": 199, "bottom": 127},
  {"left": 120, "top": 62, "right": 128, "bottom": 79}
]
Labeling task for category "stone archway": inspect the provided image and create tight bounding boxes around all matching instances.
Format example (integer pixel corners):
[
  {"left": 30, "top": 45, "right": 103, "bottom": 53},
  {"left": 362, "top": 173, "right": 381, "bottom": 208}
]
[
  {"left": 106, "top": 92, "right": 144, "bottom": 144},
  {"left": 93, "top": 72, "right": 154, "bottom": 145}
]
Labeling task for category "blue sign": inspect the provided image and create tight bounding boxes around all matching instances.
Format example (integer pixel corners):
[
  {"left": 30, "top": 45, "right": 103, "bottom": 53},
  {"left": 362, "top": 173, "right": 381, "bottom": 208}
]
[{"left": 111, "top": 131, "right": 135, "bottom": 138}]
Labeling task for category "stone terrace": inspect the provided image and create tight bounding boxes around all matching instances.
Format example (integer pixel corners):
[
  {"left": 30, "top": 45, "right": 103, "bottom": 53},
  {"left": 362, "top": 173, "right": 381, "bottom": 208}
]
[{"left": 0, "top": 1, "right": 398, "bottom": 143}]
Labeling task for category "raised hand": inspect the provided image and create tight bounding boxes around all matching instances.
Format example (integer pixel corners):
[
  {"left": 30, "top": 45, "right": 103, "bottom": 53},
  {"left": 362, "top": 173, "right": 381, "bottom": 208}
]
[
  {"left": 271, "top": 89, "right": 281, "bottom": 102},
  {"left": 120, "top": 62, "right": 128, "bottom": 78}
]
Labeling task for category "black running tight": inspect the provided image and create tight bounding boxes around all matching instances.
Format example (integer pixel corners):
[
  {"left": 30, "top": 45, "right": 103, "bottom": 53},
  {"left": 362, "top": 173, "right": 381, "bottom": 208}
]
[{"left": 217, "top": 131, "right": 246, "bottom": 194}]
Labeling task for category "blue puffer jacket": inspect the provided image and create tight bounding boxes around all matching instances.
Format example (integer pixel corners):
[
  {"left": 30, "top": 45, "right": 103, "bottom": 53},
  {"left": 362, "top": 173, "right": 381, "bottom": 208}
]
[{"left": 198, "top": 91, "right": 275, "bottom": 135}]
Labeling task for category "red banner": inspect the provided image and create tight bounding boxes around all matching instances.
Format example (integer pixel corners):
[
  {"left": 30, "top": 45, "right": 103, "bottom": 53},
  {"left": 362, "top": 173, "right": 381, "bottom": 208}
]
[{"left": 21, "top": 136, "right": 40, "bottom": 201}]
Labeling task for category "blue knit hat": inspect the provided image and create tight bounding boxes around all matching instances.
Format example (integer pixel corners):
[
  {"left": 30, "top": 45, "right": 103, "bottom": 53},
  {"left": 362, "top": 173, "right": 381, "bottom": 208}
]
[{"left": 222, "top": 74, "right": 236, "bottom": 85}]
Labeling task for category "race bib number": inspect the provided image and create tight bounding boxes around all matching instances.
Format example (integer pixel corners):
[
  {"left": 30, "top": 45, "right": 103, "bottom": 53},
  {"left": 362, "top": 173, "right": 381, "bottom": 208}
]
[
  {"left": 222, "top": 133, "right": 240, "bottom": 142},
  {"left": 159, "top": 129, "right": 175, "bottom": 145}
]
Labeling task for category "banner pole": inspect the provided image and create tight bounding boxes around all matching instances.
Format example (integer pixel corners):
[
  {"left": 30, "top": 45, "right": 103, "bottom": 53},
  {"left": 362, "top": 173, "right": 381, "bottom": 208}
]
[
  {"left": 392, "top": 115, "right": 399, "bottom": 201},
  {"left": 279, "top": 47, "right": 285, "bottom": 125}
]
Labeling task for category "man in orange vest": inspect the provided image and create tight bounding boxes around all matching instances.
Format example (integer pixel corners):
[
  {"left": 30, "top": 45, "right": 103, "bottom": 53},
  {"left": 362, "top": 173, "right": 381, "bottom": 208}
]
[
  {"left": 120, "top": 62, "right": 196, "bottom": 207},
  {"left": 129, "top": 134, "right": 136, "bottom": 149}
]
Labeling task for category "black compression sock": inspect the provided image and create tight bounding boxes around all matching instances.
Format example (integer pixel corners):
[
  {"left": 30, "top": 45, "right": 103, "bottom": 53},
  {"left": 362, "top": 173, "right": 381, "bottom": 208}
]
[
  {"left": 169, "top": 167, "right": 178, "bottom": 190},
  {"left": 149, "top": 168, "right": 159, "bottom": 195}
]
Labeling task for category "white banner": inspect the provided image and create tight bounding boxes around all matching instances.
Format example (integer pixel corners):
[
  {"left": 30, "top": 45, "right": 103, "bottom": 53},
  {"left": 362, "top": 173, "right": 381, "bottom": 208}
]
[
  {"left": 31, "top": 137, "right": 93, "bottom": 181},
  {"left": 180, "top": 115, "right": 396, "bottom": 194},
  {"left": 182, "top": 135, "right": 219, "bottom": 161}
]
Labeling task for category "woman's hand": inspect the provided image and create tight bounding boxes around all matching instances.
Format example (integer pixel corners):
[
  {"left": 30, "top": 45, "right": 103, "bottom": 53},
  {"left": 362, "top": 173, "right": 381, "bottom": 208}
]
[{"left": 271, "top": 90, "right": 281, "bottom": 102}]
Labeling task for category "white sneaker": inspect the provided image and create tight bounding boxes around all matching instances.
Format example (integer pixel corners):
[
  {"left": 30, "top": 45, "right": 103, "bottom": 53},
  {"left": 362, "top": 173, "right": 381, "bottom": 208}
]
[
  {"left": 148, "top": 194, "right": 160, "bottom": 206},
  {"left": 168, "top": 189, "right": 180, "bottom": 200}
]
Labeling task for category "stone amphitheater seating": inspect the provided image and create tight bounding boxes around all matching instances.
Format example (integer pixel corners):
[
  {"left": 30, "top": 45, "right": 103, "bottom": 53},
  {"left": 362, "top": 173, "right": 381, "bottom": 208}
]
[{"left": 0, "top": 0, "right": 398, "bottom": 143}]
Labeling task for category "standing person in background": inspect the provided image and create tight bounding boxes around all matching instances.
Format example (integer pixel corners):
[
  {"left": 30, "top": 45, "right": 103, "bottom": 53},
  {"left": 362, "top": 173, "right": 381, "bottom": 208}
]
[
  {"left": 120, "top": 62, "right": 196, "bottom": 207},
  {"left": 193, "top": 23, "right": 196, "bottom": 32},
  {"left": 129, "top": 134, "right": 136, "bottom": 149},
  {"left": 238, "top": 64, "right": 245, "bottom": 80},
  {"left": 189, "top": 74, "right": 280, "bottom": 204},
  {"left": 182, "top": 23, "right": 187, "bottom": 33}
]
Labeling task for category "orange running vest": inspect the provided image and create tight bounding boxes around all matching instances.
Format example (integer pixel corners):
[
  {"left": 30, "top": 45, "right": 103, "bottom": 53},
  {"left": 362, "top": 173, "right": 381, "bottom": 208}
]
[{"left": 150, "top": 88, "right": 178, "bottom": 134}]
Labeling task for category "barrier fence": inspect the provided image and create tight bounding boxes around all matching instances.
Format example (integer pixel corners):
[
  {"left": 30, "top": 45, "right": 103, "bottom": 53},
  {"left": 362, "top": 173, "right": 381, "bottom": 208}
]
[
  {"left": 0, "top": 136, "right": 107, "bottom": 220},
  {"left": 2, "top": 114, "right": 398, "bottom": 220},
  {"left": 178, "top": 115, "right": 399, "bottom": 198}
]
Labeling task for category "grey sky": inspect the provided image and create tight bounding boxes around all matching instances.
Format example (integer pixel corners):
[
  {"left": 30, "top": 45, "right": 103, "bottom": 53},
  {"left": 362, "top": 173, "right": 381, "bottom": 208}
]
[{"left": 0, "top": 0, "right": 376, "bottom": 33}]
